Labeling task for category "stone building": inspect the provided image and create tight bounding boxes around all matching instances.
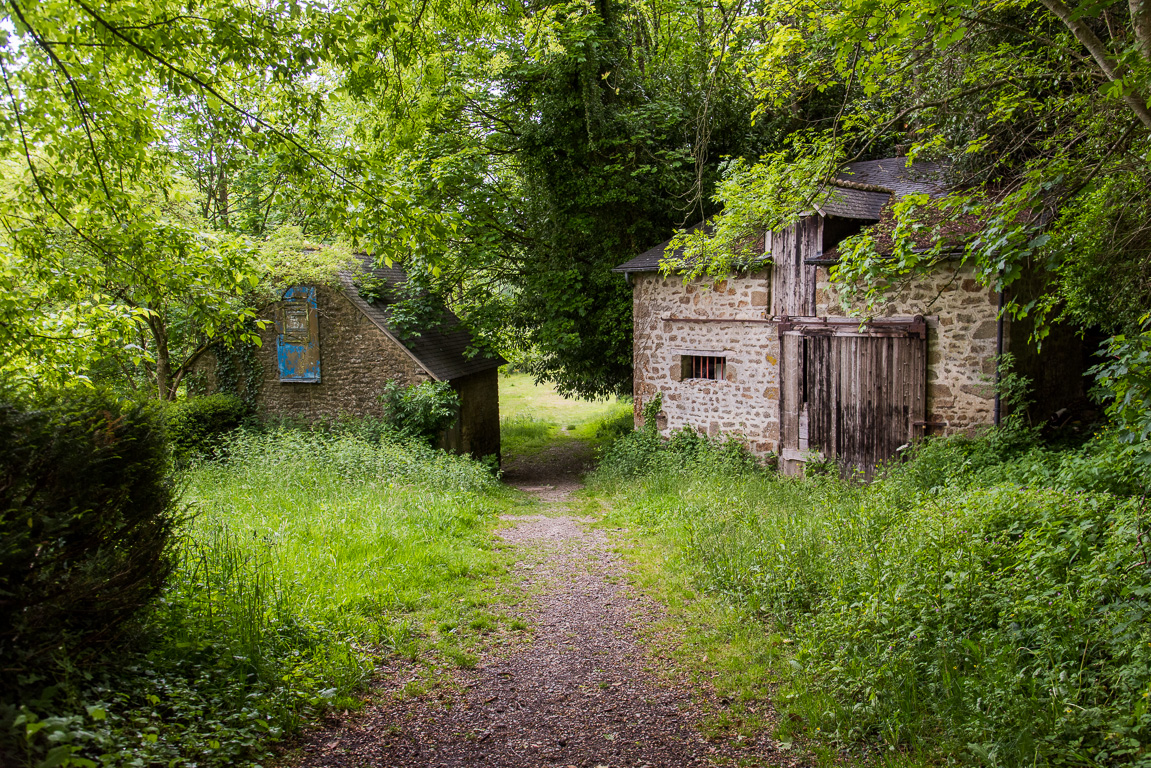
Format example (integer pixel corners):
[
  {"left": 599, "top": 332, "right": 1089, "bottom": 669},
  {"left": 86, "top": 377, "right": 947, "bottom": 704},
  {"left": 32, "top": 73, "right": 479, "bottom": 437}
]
[
  {"left": 202, "top": 254, "right": 503, "bottom": 460},
  {"left": 614, "top": 158, "right": 1086, "bottom": 477}
]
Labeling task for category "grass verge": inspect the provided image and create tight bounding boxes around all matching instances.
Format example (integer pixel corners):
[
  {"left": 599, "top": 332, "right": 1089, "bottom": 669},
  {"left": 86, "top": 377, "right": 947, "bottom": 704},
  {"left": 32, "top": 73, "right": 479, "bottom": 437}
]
[
  {"left": 7, "top": 428, "right": 529, "bottom": 768},
  {"left": 585, "top": 424, "right": 1151, "bottom": 767}
]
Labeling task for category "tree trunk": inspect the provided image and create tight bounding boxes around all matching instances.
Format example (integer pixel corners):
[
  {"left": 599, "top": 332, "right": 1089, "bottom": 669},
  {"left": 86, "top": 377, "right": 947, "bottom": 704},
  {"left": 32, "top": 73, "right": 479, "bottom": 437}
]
[
  {"left": 218, "top": 171, "right": 230, "bottom": 229},
  {"left": 1132, "top": 0, "right": 1151, "bottom": 61},
  {"left": 1040, "top": 0, "right": 1151, "bottom": 129},
  {"left": 148, "top": 316, "right": 174, "bottom": 401}
]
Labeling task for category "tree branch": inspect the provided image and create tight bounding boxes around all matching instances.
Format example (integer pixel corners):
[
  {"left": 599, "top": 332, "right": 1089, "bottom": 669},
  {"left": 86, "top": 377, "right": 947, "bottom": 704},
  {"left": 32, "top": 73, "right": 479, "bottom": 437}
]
[
  {"left": 65, "top": 0, "right": 406, "bottom": 213},
  {"left": 1038, "top": 0, "right": 1151, "bottom": 129}
]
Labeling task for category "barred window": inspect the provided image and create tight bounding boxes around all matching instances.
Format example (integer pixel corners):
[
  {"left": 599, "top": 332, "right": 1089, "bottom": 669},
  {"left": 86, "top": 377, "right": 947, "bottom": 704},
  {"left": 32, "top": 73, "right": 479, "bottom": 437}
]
[{"left": 682, "top": 355, "right": 726, "bottom": 380}]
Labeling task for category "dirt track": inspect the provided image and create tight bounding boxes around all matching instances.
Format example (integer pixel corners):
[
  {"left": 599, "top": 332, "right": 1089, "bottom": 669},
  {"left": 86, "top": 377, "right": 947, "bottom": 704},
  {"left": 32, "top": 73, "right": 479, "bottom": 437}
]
[{"left": 293, "top": 440, "right": 795, "bottom": 768}]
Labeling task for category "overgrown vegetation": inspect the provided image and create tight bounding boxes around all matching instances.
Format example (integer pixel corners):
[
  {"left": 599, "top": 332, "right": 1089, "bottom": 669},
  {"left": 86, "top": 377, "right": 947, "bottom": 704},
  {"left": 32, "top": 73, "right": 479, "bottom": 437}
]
[
  {"left": 378, "top": 380, "right": 461, "bottom": 445},
  {"left": 590, "top": 425, "right": 1151, "bottom": 765},
  {"left": 3, "top": 422, "right": 521, "bottom": 767},
  {"left": 0, "top": 390, "right": 176, "bottom": 675}
]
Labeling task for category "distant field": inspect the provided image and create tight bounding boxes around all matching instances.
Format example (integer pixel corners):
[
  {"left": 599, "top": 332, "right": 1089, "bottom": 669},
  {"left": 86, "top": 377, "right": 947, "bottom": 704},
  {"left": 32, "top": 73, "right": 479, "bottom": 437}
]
[
  {"left": 499, "top": 373, "right": 633, "bottom": 459},
  {"left": 499, "top": 373, "right": 630, "bottom": 427}
]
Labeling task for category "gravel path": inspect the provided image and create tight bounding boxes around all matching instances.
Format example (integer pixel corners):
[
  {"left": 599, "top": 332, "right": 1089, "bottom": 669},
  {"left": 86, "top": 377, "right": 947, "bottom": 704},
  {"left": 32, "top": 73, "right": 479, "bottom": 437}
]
[{"left": 293, "top": 444, "right": 795, "bottom": 768}]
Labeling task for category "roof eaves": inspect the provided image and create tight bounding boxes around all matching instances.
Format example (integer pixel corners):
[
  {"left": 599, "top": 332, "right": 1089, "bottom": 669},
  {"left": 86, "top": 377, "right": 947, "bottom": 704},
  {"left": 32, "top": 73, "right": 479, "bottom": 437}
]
[{"left": 337, "top": 269, "right": 441, "bottom": 381}]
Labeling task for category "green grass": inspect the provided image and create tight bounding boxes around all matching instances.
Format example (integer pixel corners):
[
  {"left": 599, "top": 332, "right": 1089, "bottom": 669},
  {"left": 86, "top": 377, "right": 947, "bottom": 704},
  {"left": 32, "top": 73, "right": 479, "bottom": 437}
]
[
  {"left": 499, "top": 374, "right": 632, "bottom": 460},
  {"left": 499, "top": 372, "right": 629, "bottom": 424},
  {"left": 11, "top": 428, "right": 529, "bottom": 768},
  {"left": 586, "top": 426, "right": 1151, "bottom": 766}
]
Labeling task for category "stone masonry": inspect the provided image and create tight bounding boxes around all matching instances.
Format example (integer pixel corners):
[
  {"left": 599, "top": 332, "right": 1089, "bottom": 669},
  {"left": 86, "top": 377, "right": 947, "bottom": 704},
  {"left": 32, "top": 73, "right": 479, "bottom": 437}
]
[
  {"left": 254, "top": 284, "right": 430, "bottom": 421},
  {"left": 631, "top": 270, "right": 781, "bottom": 454},
  {"left": 631, "top": 262, "right": 1009, "bottom": 456},
  {"left": 816, "top": 262, "right": 1005, "bottom": 436}
]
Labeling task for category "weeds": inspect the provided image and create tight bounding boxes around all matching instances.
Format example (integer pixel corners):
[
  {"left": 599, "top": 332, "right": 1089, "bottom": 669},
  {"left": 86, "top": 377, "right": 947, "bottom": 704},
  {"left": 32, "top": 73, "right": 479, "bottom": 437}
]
[
  {"left": 590, "top": 425, "right": 1151, "bottom": 765},
  {"left": 6, "top": 428, "right": 520, "bottom": 767}
]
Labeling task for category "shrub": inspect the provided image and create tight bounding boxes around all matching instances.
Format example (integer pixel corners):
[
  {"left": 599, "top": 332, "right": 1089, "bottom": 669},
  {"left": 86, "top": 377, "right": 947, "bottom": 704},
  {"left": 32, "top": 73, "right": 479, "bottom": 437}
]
[
  {"left": 0, "top": 389, "right": 178, "bottom": 673},
  {"left": 165, "top": 394, "right": 247, "bottom": 464},
  {"left": 595, "top": 423, "right": 764, "bottom": 481},
  {"left": 594, "top": 407, "right": 635, "bottom": 440},
  {"left": 883, "top": 426, "right": 1150, "bottom": 499},
  {"left": 1090, "top": 314, "right": 1151, "bottom": 453},
  {"left": 378, "top": 380, "right": 460, "bottom": 444}
]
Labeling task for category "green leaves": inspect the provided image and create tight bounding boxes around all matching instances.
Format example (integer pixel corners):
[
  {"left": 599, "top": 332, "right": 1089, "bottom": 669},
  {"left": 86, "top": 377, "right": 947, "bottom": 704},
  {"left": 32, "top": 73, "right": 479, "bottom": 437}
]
[
  {"left": 0, "top": 0, "right": 411, "bottom": 396},
  {"left": 678, "top": 0, "right": 1151, "bottom": 351},
  {"left": 1090, "top": 315, "right": 1151, "bottom": 451}
]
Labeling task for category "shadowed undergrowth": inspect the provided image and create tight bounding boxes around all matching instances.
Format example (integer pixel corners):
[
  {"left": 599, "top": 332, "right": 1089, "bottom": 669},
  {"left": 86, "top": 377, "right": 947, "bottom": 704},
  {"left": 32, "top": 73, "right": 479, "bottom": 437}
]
[{"left": 7, "top": 428, "right": 524, "bottom": 768}]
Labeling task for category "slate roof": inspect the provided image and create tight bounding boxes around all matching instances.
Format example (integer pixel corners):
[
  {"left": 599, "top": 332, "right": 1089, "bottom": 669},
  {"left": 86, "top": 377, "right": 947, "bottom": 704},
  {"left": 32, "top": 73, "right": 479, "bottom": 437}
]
[
  {"left": 815, "top": 186, "right": 893, "bottom": 220},
  {"left": 612, "top": 222, "right": 708, "bottom": 274},
  {"left": 615, "top": 158, "right": 953, "bottom": 273},
  {"left": 837, "top": 158, "right": 948, "bottom": 198},
  {"left": 815, "top": 159, "right": 948, "bottom": 220},
  {"left": 612, "top": 222, "right": 770, "bottom": 274},
  {"left": 339, "top": 254, "right": 504, "bottom": 381}
]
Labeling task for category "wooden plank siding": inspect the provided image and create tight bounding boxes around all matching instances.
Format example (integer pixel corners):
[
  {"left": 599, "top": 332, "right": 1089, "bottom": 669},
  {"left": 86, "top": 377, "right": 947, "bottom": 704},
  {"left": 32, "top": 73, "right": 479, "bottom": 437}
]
[
  {"left": 771, "top": 218, "right": 821, "bottom": 317},
  {"left": 778, "top": 318, "right": 927, "bottom": 480}
]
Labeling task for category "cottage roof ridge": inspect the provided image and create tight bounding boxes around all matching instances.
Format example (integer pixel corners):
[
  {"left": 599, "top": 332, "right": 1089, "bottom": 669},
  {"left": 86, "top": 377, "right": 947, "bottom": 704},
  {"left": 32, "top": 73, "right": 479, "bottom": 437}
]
[
  {"left": 336, "top": 254, "right": 505, "bottom": 382},
  {"left": 826, "top": 177, "right": 895, "bottom": 194}
]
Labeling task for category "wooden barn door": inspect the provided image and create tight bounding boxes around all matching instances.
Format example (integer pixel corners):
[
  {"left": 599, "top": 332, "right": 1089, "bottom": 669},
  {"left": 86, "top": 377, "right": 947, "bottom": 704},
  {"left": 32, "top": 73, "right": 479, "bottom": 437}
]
[{"left": 779, "top": 318, "right": 926, "bottom": 479}]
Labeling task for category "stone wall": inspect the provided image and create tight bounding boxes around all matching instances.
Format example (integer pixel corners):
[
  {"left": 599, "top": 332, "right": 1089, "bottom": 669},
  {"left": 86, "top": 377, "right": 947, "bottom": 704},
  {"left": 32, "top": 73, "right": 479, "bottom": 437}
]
[
  {"left": 631, "top": 270, "right": 780, "bottom": 454},
  {"left": 630, "top": 225, "right": 1087, "bottom": 458},
  {"left": 816, "top": 262, "right": 1004, "bottom": 435},
  {"left": 631, "top": 262, "right": 1011, "bottom": 452},
  {"left": 254, "top": 284, "right": 431, "bottom": 420}
]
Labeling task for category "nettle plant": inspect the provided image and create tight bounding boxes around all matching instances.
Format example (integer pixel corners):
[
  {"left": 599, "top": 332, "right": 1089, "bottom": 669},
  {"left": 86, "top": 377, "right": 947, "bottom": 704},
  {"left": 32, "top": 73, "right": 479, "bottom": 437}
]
[
  {"left": 1091, "top": 314, "right": 1151, "bottom": 460},
  {"left": 378, "top": 380, "right": 460, "bottom": 446}
]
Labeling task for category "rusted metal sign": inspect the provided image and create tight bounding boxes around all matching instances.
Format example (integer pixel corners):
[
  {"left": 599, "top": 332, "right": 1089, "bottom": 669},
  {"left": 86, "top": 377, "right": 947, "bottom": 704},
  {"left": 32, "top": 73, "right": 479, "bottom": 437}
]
[{"left": 277, "top": 286, "right": 321, "bottom": 382}]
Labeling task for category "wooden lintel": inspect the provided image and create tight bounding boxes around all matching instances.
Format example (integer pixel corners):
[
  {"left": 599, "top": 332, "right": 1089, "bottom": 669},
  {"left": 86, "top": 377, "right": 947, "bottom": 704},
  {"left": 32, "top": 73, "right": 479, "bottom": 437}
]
[
  {"left": 661, "top": 315, "right": 775, "bottom": 324},
  {"left": 777, "top": 314, "right": 927, "bottom": 339}
]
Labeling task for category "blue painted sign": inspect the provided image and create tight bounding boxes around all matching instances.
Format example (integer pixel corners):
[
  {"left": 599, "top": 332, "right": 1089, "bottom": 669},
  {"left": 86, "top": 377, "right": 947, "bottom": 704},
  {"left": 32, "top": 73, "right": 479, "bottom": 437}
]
[{"left": 277, "top": 286, "right": 321, "bottom": 382}]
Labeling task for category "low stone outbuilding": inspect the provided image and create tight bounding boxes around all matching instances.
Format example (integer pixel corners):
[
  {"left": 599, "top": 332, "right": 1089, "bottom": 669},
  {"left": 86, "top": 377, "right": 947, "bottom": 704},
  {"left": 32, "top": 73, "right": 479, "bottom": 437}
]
[
  {"left": 201, "top": 254, "right": 503, "bottom": 460},
  {"left": 615, "top": 158, "right": 1086, "bottom": 477}
]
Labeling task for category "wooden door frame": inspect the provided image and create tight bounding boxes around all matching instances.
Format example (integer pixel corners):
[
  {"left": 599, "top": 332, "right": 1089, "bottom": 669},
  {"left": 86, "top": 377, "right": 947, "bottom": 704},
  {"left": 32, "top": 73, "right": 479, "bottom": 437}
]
[{"left": 777, "top": 315, "right": 927, "bottom": 477}]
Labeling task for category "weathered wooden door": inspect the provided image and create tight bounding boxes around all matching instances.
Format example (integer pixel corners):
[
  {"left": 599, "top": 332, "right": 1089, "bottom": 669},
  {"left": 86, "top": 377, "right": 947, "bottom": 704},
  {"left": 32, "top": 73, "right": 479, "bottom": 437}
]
[
  {"left": 779, "top": 317, "right": 926, "bottom": 479},
  {"left": 276, "top": 286, "right": 321, "bottom": 382}
]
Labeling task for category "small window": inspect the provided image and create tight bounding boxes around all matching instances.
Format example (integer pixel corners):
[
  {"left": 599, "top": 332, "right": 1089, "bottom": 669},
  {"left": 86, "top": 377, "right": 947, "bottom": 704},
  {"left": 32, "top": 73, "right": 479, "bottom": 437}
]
[{"left": 682, "top": 355, "right": 726, "bottom": 380}]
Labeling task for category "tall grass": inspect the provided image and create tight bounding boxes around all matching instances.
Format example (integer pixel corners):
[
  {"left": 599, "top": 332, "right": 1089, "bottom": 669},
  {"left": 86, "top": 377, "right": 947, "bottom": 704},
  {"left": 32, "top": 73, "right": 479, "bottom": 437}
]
[
  {"left": 590, "top": 428, "right": 1151, "bottom": 766},
  {"left": 10, "top": 428, "right": 515, "bottom": 768}
]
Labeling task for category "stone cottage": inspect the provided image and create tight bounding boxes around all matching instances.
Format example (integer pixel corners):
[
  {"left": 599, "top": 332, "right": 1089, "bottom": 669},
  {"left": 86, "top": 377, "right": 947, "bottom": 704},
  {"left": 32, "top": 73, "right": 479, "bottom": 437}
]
[
  {"left": 614, "top": 158, "right": 1086, "bottom": 477},
  {"left": 202, "top": 253, "right": 503, "bottom": 460}
]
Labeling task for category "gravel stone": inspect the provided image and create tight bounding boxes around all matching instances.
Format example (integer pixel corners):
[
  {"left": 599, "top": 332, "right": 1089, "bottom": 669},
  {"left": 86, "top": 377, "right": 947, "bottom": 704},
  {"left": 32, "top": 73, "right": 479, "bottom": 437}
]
[{"left": 291, "top": 444, "right": 803, "bottom": 768}]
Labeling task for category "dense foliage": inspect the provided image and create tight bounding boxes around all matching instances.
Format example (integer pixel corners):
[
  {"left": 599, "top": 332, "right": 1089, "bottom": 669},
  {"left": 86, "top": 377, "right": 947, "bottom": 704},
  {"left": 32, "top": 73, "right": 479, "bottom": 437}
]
[
  {"left": 0, "top": 389, "right": 177, "bottom": 676},
  {"left": 0, "top": 0, "right": 437, "bottom": 397},
  {"left": 378, "top": 380, "right": 462, "bottom": 445},
  {"left": 3, "top": 426, "right": 511, "bottom": 767},
  {"left": 164, "top": 393, "right": 248, "bottom": 464},
  {"left": 592, "top": 426, "right": 1151, "bottom": 764},
  {"left": 349, "top": 0, "right": 810, "bottom": 396},
  {"left": 654, "top": 0, "right": 1151, "bottom": 437}
]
